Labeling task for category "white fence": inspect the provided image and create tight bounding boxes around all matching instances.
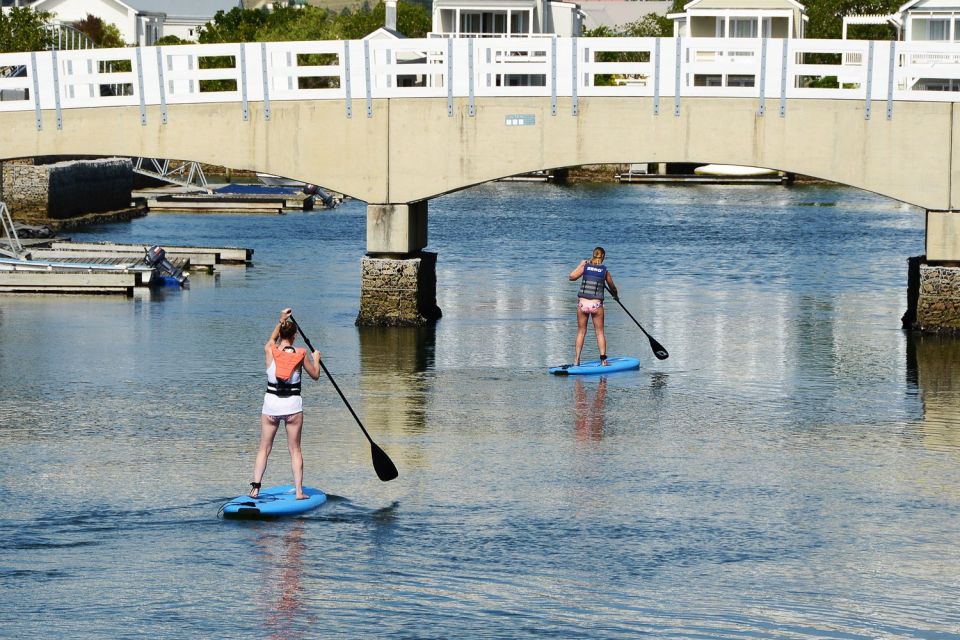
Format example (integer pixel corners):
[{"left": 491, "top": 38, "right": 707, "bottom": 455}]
[{"left": 2, "top": 37, "right": 960, "bottom": 125}]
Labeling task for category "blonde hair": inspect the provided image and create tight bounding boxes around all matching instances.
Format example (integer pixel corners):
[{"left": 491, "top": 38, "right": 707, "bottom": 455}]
[{"left": 590, "top": 246, "right": 606, "bottom": 265}]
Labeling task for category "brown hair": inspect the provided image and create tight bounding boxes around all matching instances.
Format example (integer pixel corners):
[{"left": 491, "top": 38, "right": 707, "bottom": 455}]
[
  {"left": 279, "top": 318, "right": 297, "bottom": 340},
  {"left": 590, "top": 246, "right": 606, "bottom": 265}
]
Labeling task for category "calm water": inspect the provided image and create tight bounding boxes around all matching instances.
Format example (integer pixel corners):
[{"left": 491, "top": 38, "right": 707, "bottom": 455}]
[{"left": 2, "top": 182, "right": 959, "bottom": 639}]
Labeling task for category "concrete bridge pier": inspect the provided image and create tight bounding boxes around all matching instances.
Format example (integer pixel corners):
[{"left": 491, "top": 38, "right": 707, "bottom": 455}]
[
  {"left": 906, "top": 211, "right": 960, "bottom": 333},
  {"left": 356, "top": 201, "right": 442, "bottom": 327}
]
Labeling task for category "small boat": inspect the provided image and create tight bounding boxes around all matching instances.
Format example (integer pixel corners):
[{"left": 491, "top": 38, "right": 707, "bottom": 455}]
[
  {"left": 693, "top": 164, "right": 778, "bottom": 177},
  {"left": 256, "top": 172, "right": 305, "bottom": 187}
]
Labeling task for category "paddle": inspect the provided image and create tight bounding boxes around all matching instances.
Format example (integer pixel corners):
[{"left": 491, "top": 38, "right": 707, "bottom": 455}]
[
  {"left": 606, "top": 288, "right": 669, "bottom": 360},
  {"left": 290, "top": 316, "right": 399, "bottom": 482}
]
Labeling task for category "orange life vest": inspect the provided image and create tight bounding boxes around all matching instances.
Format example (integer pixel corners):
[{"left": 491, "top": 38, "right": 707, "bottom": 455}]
[{"left": 272, "top": 344, "right": 306, "bottom": 381}]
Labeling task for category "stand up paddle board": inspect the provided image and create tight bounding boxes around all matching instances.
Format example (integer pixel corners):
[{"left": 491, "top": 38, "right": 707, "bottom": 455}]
[
  {"left": 221, "top": 485, "right": 326, "bottom": 519},
  {"left": 549, "top": 356, "right": 640, "bottom": 375}
]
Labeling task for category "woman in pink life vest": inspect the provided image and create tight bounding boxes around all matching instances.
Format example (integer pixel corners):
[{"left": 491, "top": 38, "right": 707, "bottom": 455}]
[
  {"left": 569, "top": 247, "right": 619, "bottom": 367},
  {"left": 249, "top": 308, "right": 321, "bottom": 499}
]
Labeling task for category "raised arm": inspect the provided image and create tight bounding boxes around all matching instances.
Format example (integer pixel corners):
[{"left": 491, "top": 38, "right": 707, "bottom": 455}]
[
  {"left": 569, "top": 259, "right": 587, "bottom": 281},
  {"left": 302, "top": 350, "right": 322, "bottom": 381},
  {"left": 264, "top": 308, "right": 292, "bottom": 366}
]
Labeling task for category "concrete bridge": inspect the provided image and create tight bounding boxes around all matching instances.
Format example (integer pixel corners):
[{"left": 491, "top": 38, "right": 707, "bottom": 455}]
[{"left": 2, "top": 36, "right": 960, "bottom": 328}]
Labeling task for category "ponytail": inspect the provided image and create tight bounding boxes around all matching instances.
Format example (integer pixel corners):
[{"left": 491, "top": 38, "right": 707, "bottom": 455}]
[{"left": 590, "top": 246, "right": 606, "bottom": 265}]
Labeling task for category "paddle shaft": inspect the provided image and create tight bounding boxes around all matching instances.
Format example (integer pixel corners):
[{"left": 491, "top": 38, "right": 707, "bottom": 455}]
[
  {"left": 605, "top": 288, "right": 669, "bottom": 360},
  {"left": 290, "top": 317, "right": 375, "bottom": 444}
]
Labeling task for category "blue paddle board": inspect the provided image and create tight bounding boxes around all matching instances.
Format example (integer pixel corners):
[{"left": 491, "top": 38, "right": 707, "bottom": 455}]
[
  {"left": 222, "top": 485, "right": 326, "bottom": 519},
  {"left": 549, "top": 356, "right": 640, "bottom": 375}
]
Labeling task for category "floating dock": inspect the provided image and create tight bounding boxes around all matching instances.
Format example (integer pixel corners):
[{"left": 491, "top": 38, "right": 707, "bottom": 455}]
[
  {"left": 137, "top": 183, "right": 339, "bottom": 214},
  {"left": 0, "top": 241, "right": 252, "bottom": 295},
  {"left": 44, "top": 241, "right": 253, "bottom": 266}
]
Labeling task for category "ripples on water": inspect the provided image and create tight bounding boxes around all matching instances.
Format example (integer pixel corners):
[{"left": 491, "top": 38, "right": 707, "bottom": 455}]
[{"left": 1, "top": 182, "right": 959, "bottom": 638}]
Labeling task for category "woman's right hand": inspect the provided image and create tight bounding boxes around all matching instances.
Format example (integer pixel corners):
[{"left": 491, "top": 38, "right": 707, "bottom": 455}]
[{"left": 280, "top": 307, "right": 292, "bottom": 322}]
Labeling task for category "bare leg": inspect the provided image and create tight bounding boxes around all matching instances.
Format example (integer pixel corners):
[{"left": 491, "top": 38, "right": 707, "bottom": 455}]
[
  {"left": 284, "top": 412, "right": 307, "bottom": 499},
  {"left": 251, "top": 414, "right": 280, "bottom": 496},
  {"left": 592, "top": 306, "right": 608, "bottom": 363},
  {"left": 574, "top": 307, "right": 589, "bottom": 365}
]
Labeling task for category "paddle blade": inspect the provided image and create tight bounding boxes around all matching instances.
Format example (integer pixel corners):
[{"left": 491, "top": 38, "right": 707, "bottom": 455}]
[
  {"left": 371, "top": 442, "right": 399, "bottom": 482},
  {"left": 649, "top": 338, "right": 669, "bottom": 360}
]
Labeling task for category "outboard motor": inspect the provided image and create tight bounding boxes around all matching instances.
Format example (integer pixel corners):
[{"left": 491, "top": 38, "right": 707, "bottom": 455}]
[
  {"left": 144, "top": 245, "right": 189, "bottom": 287},
  {"left": 303, "top": 183, "right": 338, "bottom": 209}
]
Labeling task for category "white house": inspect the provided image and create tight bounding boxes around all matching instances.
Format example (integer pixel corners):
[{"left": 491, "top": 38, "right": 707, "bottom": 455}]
[
  {"left": 842, "top": 0, "right": 960, "bottom": 41},
  {"left": 30, "top": 0, "right": 239, "bottom": 46},
  {"left": 843, "top": 0, "right": 960, "bottom": 90},
  {"left": 430, "top": 0, "right": 584, "bottom": 37},
  {"left": 668, "top": 0, "right": 807, "bottom": 39}
]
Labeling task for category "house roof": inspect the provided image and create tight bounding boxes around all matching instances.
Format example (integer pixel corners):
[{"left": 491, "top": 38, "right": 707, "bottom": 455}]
[
  {"left": 126, "top": 0, "right": 241, "bottom": 18},
  {"left": 32, "top": 0, "right": 137, "bottom": 13},
  {"left": 683, "top": 0, "right": 805, "bottom": 11},
  {"left": 898, "top": 0, "right": 960, "bottom": 11},
  {"left": 31, "top": 0, "right": 240, "bottom": 18}
]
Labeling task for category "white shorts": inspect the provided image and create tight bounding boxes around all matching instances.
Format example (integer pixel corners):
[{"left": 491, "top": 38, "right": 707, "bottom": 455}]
[{"left": 262, "top": 393, "right": 303, "bottom": 417}]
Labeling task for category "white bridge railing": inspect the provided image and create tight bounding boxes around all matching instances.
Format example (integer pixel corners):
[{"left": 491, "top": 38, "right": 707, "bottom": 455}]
[{"left": 2, "top": 37, "right": 960, "bottom": 126}]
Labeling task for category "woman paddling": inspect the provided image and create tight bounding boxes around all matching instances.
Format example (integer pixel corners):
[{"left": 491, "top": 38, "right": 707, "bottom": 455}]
[
  {"left": 569, "top": 247, "right": 619, "bottom": 366},
  {"left": 249, "top": 308, "right": 322, "bottom": 500}
]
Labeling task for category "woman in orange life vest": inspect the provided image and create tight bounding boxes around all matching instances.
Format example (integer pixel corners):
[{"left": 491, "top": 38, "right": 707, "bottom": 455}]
[
  {"left": 250, "top": 308, "right": 322, "bottom": 500},
  {"left": 569, "top": 247, "right": 619, "bottom": 366}
]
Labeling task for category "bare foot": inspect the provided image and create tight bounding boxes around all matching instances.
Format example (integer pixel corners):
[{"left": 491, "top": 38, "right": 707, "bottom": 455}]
[
  {"left": 296, "top": 492, "right": 308, "bottom": 500},
  {"left": 249, "top": 488, "right": 259, "bottom": 498}
]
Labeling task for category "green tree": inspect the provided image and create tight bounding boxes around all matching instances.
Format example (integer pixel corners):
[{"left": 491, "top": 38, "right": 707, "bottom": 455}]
[
  {"left": 198, "top": 8, "right": 269, "bottom": 43},
  {"left": 806, "top": 0, "right": 900, "bottom": 39},
  {"left": 154, "top": 35, "right": 192, "bottom": 46},
  {"left": 198, "top": 1, "right": 431, "bottom": 43},
  {"left": 75, "top": 14, "right": 125, "bottom": 47},
  {"left": 256, "top": 6, "right": 331, "bottom": 41},
  {"left": 583, "top": 13, "right": 672, "bottom": 39},
  {"left": 0, "top": 7, "right": 54, "bottom": 53}
]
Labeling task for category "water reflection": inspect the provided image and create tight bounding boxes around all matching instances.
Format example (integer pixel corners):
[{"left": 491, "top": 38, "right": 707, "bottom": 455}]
[
  {"left": 574, "top": 378, "right": 606, "bottom": 442},
  {"left": 253, "top": 520, "right": 307, "bottom": 640},
  {"left": 358, "top": 327, "right": 435, "bottom": 471},
  {"left": 908, "top": 333, "right": 960, "bottom": 463}
]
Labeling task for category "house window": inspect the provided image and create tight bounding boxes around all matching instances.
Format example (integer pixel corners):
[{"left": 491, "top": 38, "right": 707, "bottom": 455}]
[
  {"left": 459, "top": 12, "right": 507, "bottom": 34},
  {"left": 928, "top": 18, "right": 949, "bottom": 40},
  {"left": 511, "top": 11, "right": 529, "bottom": 34},
  {"left": 730, "top": 18, "right": 758, "bottom": 38}
]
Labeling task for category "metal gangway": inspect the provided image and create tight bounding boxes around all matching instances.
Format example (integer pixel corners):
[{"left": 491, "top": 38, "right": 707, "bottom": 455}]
[
  {"left": 131, "top": 157, "right": 213, "bottom": 193},
  {"left": 0, "top": 202, "right": 27, "bottom": 259}
]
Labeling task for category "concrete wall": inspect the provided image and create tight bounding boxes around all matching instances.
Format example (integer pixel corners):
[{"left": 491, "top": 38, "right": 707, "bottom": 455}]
[{"left": 2, "top": 158, "right": 132, "bottom": 219}]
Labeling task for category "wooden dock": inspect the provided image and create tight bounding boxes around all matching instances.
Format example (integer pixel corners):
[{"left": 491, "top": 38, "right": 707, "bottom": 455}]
[
  {"left": 146, "top": 193, "right": 312, "bottom": 214},
  {"left": 0, "top": 269, "right": 147, "bottom": 295},
  {"left": 46, "top": 241, "right": 253, "bottom": 264}
]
